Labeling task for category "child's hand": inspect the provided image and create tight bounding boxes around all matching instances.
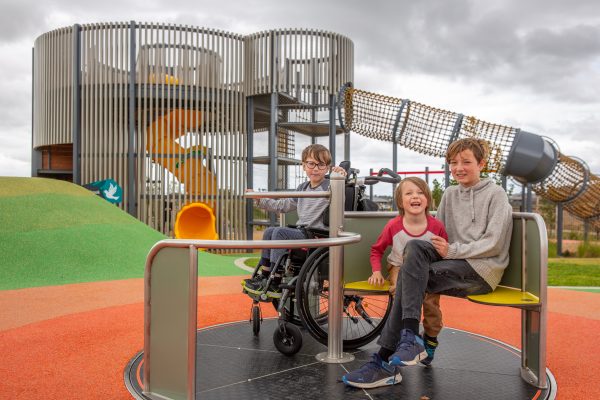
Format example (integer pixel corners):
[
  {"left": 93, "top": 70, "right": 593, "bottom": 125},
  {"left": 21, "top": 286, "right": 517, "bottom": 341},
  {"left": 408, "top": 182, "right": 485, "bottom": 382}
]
[
  {"left": 368, "top": 271, "right": 385, "bottom": 286},
  {"left": 330, "top": 166, "right": 347, "bottom": 177},
  {"left": 431, "top": 235, "right": 448, "bottom": 258}
]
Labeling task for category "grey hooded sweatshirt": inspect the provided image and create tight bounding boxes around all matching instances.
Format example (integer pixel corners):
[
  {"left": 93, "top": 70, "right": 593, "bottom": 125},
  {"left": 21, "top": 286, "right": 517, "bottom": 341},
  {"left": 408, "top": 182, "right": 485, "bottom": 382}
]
[{"left": 436, "top": 178, "right": 513, "bottom": 290}]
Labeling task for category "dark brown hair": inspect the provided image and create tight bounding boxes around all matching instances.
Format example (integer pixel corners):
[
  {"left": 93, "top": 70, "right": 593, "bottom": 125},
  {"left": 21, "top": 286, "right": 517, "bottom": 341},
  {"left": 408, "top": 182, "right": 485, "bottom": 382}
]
[
  {"left": 445, "top": 137, "right": 490, "bottom": 164},
  {"left": 395, "top": 176, "right": 432, "bottom": 216},
  {"left": 301, "top": 144, "right": 332, "bottom": 165}
]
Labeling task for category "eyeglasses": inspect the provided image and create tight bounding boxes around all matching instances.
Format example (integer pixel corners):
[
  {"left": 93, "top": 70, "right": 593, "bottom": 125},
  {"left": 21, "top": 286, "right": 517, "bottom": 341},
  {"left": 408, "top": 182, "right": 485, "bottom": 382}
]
[{"left": 304, "top": 161, "right": 329, "bottom": 170}]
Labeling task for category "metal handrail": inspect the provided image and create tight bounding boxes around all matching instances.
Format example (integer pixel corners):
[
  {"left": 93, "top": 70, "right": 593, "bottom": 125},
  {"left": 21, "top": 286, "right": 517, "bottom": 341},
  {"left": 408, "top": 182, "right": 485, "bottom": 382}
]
[{"left": 145, "top": 234, "right": 360, "bottom": 260}]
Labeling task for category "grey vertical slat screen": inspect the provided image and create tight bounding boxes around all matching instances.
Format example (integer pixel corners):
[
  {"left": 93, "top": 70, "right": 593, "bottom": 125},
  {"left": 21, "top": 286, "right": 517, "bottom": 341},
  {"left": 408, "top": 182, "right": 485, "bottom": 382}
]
[
  {"left": 134, "top": 24, "right": 246, "bottom": 244},
  {"left": 79, "top": 22, "right": 130, "bottom": 208},
  {"left": 33, "top": 25, "right": 351, "bottom": 243},
  {"left": 33, "top": 27, "right": 73, "bottom": 148},
  {"left": 245, "top": 29, "right": 353, "bottom": 100}
]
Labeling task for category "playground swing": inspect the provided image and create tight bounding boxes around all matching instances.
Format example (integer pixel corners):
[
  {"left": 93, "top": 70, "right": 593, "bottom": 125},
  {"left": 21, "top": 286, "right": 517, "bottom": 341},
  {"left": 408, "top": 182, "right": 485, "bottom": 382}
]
[{"left": 242, "top": 162, "right": 401, "bottom": 355}]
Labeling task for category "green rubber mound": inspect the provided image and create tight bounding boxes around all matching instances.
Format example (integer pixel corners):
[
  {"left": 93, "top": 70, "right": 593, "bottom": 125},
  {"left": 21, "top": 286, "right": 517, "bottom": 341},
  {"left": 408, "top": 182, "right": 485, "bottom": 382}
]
[
  {"left": 0, "top": 177, "right": 166, "bottom": 290},
  {"left": 0, "top": 177, "right": 250, "bottom": 290}
]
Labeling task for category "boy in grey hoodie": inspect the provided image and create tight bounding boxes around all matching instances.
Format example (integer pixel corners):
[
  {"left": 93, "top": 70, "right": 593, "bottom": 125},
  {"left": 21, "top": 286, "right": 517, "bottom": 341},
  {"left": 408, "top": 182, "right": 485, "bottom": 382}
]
[{"left": 343, "top": 138, "right": 513, "bottom": 389}]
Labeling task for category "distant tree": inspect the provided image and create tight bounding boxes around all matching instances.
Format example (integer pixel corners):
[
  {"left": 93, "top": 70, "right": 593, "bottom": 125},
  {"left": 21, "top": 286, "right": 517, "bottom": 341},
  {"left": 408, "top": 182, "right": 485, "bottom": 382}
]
[
  {"left": 538, "top": 198, "right": 556, "bottom": 238},
  {"left": 431, "top": 179, "right": 444, "bottom": 210}
]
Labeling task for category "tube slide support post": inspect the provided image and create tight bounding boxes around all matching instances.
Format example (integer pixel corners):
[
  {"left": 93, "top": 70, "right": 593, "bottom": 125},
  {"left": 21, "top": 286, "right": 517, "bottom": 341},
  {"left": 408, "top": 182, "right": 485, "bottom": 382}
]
[{"left": 316, "top": 172, "right": 355, "bottom": 364}]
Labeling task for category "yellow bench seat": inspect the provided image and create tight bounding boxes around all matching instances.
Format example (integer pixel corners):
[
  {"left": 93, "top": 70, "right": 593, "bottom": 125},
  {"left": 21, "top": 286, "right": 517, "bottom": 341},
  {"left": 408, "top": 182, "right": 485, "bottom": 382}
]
[
  {"left": 468, "top": 285, "right": 540, "bottom": 307},
  {"left": 344, "top": 280, "right": 390, "bottom": 293}
]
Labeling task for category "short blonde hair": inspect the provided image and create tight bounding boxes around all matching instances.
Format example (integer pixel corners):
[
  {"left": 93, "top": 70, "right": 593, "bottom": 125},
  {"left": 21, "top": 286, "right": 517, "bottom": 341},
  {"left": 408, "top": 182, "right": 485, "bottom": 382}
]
[
  {"left": 446, "top": 138, "right": 490, "bottom": 164},
  {"left": 395, "top": 177, "right": 432, "bottom": 216}
]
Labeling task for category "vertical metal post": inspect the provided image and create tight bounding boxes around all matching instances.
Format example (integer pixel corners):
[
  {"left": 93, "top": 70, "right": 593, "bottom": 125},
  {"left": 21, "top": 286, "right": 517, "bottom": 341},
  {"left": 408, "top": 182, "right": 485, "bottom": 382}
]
[
  {"left": 391, "top": 99, "right": 407, "bottom": 209},
  {"left": 425, "top": 166, "right": 429, "bottom": 184},
  {"left": 246, "top": 97, "right": 255, "bottom": 241},
  {"left": 445, "top": 113, "right": 463, "bottom": 190},
  {"left": 329, "top": 94, "right": 336, "bottom": 165},
  {"left": 268, "top": 92, "right": 277, "bottom": 225},
  {"left": 526, "top": 184, "right": 533, "bottom": 212},
  {"left": 521, "top": 184, "right": 526, "bottom": 212},
  {"left": 316, "top": 172, "right": 354, "bottom": 363},
  {"left": 369, "top": 168, "right": 374, "bottom": 201},
  {"left": 501, "top": 175, "right": 507, "bottom": 191},
  {"left": 31, "top": 47, "right": 40, "bottom": 177},
  {"left": 127, "top": 21, "right": 137, "bottom": 216},
  {"left": 444, "top": 163, "right": 450, "bottom": 189},
  {"left": 344, "top": 131, "right": 350, "bottom": 161},
  {"left": 72, "top": 24, "right": 81, "bottom": 185},
  {"left": 556, "top": 203, "right": 563, "bottom": 256}
]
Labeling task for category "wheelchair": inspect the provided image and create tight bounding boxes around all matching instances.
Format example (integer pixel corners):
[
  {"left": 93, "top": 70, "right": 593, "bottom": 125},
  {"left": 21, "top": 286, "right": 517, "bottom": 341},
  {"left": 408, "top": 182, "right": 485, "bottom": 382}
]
[{"left": 243, "top": 163, "right": 401, "bottom": 355}]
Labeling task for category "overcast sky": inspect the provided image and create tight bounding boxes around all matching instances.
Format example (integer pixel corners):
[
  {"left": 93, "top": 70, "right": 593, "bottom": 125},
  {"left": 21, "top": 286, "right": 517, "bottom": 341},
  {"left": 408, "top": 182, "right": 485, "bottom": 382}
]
[{"left": 1, "top": 0, "right": 599, "bottom": 192}]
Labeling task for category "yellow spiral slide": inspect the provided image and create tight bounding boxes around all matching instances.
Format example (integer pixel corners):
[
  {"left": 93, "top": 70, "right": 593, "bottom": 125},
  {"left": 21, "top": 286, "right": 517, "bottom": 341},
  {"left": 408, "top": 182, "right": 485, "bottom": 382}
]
[{"left": 146, "top": 109, "right": 218, "bottom": 240}]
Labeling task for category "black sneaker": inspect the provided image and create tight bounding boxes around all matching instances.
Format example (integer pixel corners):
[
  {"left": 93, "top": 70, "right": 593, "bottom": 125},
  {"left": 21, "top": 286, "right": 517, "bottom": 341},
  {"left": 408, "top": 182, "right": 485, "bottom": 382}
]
[
  {"left": 342, "top": 353, "right": 402, "bottom": 388},
  {"left": 421, "top": 335, "right": 438, "bottom": 366},
  {"left": 388, "top": 329, "right": 427, "bottom": 366},
  {"left": 243, "top": 274, "right": 266, "bottom": 292}
]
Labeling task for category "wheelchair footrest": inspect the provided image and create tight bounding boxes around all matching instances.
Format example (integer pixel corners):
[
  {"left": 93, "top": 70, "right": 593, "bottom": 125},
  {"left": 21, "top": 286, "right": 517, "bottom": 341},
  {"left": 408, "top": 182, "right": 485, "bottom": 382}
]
[{"left": 241, "top": 281, "right": 283, "bottom": 300}]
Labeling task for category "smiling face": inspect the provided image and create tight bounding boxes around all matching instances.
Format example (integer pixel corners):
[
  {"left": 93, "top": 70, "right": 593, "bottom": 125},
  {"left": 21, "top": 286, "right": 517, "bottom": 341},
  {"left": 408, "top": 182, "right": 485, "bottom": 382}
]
[
  {"left": 398, "top": 179, "right": 429, "bottom": 217},
  {"left": 449, "top": 149, "right": 485, "bottom": 187},
  {"left": 303, "top": 156, "right": 330, "bottom": 186}
]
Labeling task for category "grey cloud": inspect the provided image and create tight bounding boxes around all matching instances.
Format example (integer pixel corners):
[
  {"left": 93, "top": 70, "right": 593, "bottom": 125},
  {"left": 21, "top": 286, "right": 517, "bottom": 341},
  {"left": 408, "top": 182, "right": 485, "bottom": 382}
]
[{"left": 0, "top": 1, "right": 49, "bottom": 42}]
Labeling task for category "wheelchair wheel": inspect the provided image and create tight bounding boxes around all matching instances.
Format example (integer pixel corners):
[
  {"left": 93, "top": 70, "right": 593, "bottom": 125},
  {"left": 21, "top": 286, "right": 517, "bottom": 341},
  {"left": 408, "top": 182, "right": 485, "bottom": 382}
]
[
  {"left": 273, "top": 322, "right": 303, "bottom": 356},
  {"left": 251, "top": 305, "right": 261, "bottom": 336},
  {"left": 295, "top": 247, "right": 393, "bottom": 350}
]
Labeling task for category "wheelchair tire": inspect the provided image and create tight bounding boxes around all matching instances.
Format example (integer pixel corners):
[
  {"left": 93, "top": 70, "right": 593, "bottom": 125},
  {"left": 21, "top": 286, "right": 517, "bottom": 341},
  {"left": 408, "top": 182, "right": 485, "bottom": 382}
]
[
  {"left": 252, "top": 305, "right": 261, "bottom": 336},
  {"left": 295, "top": 247, "right": 393, "bottom": 350},
  {"left": 273, "top": 322, "right": 303, "bottom": 356}
]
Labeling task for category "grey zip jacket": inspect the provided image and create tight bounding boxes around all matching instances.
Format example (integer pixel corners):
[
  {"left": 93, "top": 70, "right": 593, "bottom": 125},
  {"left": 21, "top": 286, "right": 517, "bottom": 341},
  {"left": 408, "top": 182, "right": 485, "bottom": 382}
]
[{"left": 436, "top": 178, "right": 513, "bottom": 290}]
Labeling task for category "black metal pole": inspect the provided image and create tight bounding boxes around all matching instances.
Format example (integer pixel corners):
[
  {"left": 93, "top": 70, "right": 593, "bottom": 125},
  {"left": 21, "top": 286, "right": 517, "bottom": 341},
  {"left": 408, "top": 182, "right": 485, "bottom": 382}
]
[
  {"left": 246, "top": 97, "right": 254, "bottom": 241},
  {"left": 31, "top": 47, "right": 38, "bottom": 177},
  {"left": 556, "top": 203, "right": 563, "bottom": 256},
  {"left": 526, "top": 183, "right": 533, "bottom": 212},
  {"left": 72, "top": 24, "right": 81, "bottom": 185},
  {"left": 127, "top": 21, "right": 137, "bottom": 217},
  {"left": 329, "top": 94, "right": 336, "bottom": 165}
]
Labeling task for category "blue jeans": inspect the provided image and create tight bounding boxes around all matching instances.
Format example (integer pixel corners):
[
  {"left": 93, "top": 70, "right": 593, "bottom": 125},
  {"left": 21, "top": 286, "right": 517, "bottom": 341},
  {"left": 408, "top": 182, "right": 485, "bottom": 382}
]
[
  {"left": 261, "top": 226, "right": 308, "bottom": 266},
  {"left": 377, "top": 240, "right": 492, "bottom": 350}
]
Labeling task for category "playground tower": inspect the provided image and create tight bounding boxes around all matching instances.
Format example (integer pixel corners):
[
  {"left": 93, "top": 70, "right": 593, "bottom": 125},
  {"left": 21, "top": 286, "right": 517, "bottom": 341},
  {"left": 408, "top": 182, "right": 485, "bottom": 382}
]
[{"left": 32, "top": 23, "right": 353, "bottom": 239}]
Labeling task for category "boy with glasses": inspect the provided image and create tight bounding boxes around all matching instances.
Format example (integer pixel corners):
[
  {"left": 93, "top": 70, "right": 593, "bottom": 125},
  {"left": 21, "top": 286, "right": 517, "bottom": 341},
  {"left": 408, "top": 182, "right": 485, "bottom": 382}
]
[{"left": 243, "top": 144, "right": 347, "bottom": 295}]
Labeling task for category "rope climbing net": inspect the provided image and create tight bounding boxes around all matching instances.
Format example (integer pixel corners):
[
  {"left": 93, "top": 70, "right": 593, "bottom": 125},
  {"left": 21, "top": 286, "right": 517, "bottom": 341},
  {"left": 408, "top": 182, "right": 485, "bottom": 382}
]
[
  {"left": 339, "top": 86, "right": 516, "bottom": 173},
  {"left": 339, "top": 85, "right": 600, "bottom": 228}
]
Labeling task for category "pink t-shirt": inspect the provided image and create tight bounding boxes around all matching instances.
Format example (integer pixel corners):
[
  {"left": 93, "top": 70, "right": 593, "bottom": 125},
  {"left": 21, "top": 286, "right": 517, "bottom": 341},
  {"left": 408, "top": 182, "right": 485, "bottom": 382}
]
[{"left": 370, "top": 215, "right": 448, "bottom": 272}]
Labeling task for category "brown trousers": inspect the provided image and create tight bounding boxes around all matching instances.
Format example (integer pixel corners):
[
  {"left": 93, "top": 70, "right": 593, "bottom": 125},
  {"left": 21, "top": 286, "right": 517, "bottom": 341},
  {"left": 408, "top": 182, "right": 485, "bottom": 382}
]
[{"left": 387, "top": 264, "right": 443, "bottom": 337}]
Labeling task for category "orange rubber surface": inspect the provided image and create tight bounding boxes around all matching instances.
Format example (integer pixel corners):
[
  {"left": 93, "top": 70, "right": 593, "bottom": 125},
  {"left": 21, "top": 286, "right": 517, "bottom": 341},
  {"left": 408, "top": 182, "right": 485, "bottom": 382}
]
[{"left": 0, "top": 279, "right": 598, "bottom": 399}]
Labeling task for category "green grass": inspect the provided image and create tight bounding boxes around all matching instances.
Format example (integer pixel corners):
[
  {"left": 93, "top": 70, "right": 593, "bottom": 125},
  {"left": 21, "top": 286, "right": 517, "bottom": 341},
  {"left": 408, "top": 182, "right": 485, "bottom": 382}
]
[
  {"left": 243, "top": 257, "right": 600, "bottom": 288},
  {"left": 196, "top": 252, "right": 253, "bottom": 277},
  {"left": 243, "top": 257, "right": 260, "bottom": 268},
  {"left": 548, "top": 258, "right": 600, "bottom": 287}
]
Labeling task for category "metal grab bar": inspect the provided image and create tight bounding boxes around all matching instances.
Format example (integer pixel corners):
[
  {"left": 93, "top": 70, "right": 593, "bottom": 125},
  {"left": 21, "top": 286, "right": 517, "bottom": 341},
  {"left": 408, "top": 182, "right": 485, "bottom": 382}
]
[
  {"left": 245, "top": 190, "right": 330, "bottom": 199},
  {"left": 145, "top": 235, "right": 360, "bottom": 265}
]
